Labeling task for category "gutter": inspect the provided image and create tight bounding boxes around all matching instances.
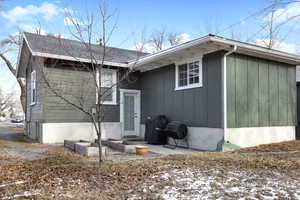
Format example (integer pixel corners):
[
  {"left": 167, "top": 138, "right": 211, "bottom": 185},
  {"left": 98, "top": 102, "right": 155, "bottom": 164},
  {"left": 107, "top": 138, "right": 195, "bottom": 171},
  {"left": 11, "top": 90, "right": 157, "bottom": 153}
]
[
  {"left": 223, "top": 45, "right": 237, "bottom": 141},
  {"left": 128, "top": 35, "right": 300, "bottom": 70}
]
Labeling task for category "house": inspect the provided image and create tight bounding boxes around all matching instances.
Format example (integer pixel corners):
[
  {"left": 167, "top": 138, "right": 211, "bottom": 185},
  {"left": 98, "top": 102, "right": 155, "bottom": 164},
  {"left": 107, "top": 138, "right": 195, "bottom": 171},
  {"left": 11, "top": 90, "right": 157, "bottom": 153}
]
[
  {"left": 17, "top": 32, "right": 300, "bottom": 151},
  {"left": 295, "top": 66, "right": 300, "bottom": 139}
]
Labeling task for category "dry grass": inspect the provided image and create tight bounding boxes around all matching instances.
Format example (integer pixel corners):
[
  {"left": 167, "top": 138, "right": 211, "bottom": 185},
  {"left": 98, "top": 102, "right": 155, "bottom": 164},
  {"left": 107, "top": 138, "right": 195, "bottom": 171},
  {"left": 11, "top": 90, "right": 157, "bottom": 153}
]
[
  {"left": 0, "top": 148, "right": 299, "bottom": 199},
  {"left": 0, "top": 140, "right": 9, "bottom": 148},
  {"left": 11, "top": 133, "right": 31, "bottom": 143},
  {"left": 235, "top": 140, "right": 300, "bottom": 153}
]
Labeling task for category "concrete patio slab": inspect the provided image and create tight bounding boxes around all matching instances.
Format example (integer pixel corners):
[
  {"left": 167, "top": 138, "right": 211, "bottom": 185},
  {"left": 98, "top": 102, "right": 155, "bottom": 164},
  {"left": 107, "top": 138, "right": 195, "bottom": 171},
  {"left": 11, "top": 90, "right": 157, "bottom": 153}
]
[{"left": 143, "top": 144, "right": 199, "bottom": 155}]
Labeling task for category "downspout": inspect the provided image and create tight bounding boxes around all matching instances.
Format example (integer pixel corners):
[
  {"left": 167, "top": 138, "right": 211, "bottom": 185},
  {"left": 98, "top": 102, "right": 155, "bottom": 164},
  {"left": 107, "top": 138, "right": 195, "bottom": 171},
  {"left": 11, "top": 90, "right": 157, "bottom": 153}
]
[{"left": 223, "top": 45, "right": 237, "bottom": 141}]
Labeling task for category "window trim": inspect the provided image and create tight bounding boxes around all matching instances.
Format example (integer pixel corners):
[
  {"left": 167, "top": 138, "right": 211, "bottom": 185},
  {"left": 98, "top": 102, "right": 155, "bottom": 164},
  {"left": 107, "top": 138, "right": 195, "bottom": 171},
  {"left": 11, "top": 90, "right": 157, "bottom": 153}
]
[
  {"left": 96, "top": 68, "right": 117, "bottom": 105},
  {"left": 30, "top": 70, "right": 37, "bottom": 106},
  {"left": 175, "top": 56, "right": 203, "bottom": 91}
]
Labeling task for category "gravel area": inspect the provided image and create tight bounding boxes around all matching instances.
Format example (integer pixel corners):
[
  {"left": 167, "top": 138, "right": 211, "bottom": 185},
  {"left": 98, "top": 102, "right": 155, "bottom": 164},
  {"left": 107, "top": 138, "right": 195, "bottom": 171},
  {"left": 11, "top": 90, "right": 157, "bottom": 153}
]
[{"left": 0, "top": 125, "right": 52, "bottom": 162}]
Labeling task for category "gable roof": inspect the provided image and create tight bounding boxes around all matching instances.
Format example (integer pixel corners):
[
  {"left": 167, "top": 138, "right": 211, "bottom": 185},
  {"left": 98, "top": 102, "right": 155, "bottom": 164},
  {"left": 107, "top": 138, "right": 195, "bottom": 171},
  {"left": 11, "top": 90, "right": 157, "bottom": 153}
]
[
  {"left": 17, "top": 32, "right": 300, "bottom": 77},
  {"left": 25, "top": 32, "right": 147, "bottom": 65},
  {"left": 16, "top": 32, "right": 147, "bottom": 77},
  {"left": 129, "top": 34, "right": 300, "bottom": 71}
]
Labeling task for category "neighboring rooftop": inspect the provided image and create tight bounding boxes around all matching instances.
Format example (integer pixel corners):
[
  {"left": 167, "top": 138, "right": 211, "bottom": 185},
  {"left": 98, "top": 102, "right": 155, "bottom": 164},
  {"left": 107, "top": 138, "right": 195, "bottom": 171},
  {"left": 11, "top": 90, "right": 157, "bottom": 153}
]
[{"left": 23, "top": 32, "right": 147, "bottom": 65}]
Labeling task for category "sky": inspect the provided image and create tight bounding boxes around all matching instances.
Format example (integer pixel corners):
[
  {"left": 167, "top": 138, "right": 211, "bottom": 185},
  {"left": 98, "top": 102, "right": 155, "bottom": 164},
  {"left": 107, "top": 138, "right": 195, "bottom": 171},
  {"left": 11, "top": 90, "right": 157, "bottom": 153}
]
[{"left": 1, "top": 0, "right": 300, "bottom": 94}]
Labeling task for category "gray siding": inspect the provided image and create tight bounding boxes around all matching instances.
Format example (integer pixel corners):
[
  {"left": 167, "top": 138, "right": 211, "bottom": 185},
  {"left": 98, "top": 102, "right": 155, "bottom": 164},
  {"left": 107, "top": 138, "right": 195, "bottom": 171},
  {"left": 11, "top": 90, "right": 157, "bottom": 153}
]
[
  {"left": 140, "top": 51, "right": 223, "bottom": 128},
  {"left": 26, "top": 56, "right": 44, "bottom": 122},
  {"left": 43, "top": 67, "right": 96, "bottom": 123},
  {"left": 26, "top": 59, "right": 43, "bottom": 120},
  {"left": 26, "top": 55, "right": 44, "bottom": 139},
  {"left": 42, "top": 67, "right": 140, "bottom": 123}
]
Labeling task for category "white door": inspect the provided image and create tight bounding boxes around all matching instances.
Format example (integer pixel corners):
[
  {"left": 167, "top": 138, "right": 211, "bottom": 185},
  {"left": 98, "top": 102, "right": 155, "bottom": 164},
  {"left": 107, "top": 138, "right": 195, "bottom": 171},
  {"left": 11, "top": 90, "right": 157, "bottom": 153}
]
[{"left": 120, "top": 89, "right": 141, "bottom": 137}]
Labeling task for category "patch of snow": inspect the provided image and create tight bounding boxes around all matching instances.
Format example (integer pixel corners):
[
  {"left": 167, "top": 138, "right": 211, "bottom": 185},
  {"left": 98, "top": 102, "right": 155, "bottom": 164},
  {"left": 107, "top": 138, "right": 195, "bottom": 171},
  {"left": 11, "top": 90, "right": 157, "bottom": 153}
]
[
  {"left": 2, "top": 191, "right": 40, "bottom": 200},
  {"left": 134, "top": 166, "right": 300, "bottom": 199},
  {"left": 0, "top": 181, "right": 25, "bottom": 188}
]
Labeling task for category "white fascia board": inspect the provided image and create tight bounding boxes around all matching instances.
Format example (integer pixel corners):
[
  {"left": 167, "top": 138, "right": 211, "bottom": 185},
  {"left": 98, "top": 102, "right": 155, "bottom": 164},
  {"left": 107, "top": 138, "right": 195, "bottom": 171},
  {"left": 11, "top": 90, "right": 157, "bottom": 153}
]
[
  {"left": 128, "top": 36, "right": 211, "bottom": 68},
  {"left": 210, "top": 37, "right": 300, "bottom": 64},
  {"left": 129, "top": 35, "right": 300, "bottom": 69},
  {"left": 31, "top": 51, "right": 128, "bottom": 67}
]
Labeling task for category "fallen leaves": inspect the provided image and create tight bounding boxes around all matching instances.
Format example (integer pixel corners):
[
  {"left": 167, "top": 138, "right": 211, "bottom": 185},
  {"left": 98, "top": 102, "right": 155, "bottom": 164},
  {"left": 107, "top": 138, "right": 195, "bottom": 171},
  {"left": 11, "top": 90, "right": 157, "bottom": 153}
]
[
  {"left": 235, "top": 140, "right": 300, "bottom": 153},
  {"left": 0, "top": 146, "right": 300, "bottom": 199},
  {"left": 0, "top": 140, "right": 9, "bottom": 148}
]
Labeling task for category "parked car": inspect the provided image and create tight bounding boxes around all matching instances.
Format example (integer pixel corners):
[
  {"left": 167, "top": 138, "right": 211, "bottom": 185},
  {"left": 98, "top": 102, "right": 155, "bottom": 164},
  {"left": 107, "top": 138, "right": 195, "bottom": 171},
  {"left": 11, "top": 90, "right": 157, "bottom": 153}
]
[{"left": 11, "top": 116, "right": 23, "bottom": 123}]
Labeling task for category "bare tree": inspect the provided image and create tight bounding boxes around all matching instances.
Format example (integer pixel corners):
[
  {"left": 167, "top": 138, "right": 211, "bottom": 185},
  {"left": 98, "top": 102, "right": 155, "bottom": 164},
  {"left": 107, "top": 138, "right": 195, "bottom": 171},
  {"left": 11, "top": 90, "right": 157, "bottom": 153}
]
[
  {"left": 249, "top": 0, "right": 300, "bottom": 49},
  {"left": 0, "top": 0, "right": 26, "bottom": 113},
  {"left": 0, "top": 87, "right": 14, "bottom": 118},
  {"left": 144, "top": 28, "right": 190, "bottom": 52},
  {"left": 149, "top": 28, "right": 167, "bottom": 51},
  {"left": 36, "top": 1, "right": 142, "bottom": 164},
  {"left": 167, "top": 32, "right": 188, "bottom": 46},
  {"left": 0, "top": 1, "right": 45, "bottom": 113}
]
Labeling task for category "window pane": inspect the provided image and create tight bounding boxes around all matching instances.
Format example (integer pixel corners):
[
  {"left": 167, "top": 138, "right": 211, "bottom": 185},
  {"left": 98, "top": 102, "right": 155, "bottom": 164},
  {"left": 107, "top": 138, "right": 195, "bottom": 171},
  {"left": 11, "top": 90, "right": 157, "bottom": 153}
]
[
  {"left": 178, "top": 64, "right": 188, "bottom": 87},
  {"left": 32, "top": 89, "right": 36, "bottom": 103},
  {"left": 188, "top": 61, "right": 199, "bottom": 84},
  {"left": 101, "top": 87, "right": 113, "bottom": 102},
  {"left": 101, "top": 72, "right": 113, "bottom": 87}
]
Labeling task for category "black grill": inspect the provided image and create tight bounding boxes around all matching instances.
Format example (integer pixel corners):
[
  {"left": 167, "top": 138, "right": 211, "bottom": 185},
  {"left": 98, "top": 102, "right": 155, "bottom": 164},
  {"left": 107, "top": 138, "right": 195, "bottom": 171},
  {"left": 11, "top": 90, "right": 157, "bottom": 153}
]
[
  {"left": 145, "top": 115, "right": 188, "bottom": 148},
  {"left": 163, "top": 121, "right": 187, "bottom": 140}
]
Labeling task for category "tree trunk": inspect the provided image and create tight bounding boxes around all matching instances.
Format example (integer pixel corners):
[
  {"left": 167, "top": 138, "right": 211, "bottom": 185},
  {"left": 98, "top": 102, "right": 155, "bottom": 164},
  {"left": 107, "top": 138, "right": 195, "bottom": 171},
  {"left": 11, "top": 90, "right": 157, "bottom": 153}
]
[
  {"left": 20, "top": 84, "right": 26, "bottom": 113},
  {"left": 0, "top": 53, "right": 26, "bottom": 112}
]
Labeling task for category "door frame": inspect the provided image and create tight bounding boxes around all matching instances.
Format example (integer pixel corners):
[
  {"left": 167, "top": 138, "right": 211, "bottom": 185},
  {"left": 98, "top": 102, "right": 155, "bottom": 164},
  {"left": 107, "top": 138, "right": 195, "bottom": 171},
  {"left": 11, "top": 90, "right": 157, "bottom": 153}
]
[{"left": 120, "top": 89, "right": 141, "bottom": 137}]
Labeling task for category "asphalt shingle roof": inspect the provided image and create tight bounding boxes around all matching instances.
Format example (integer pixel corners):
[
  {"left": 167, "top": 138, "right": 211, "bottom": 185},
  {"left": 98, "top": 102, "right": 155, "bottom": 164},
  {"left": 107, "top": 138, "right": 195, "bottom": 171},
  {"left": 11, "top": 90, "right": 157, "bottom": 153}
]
[{"left": 24, "top": 32, "right": 147, "bottom": 64}]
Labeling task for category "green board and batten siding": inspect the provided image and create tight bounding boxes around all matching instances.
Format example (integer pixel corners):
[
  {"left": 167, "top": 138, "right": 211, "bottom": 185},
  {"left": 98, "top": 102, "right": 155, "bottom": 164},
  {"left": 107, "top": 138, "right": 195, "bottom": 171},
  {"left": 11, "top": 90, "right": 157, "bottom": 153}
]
[{"left": 227, "top": 54, "right": 296, "bottom": 128}]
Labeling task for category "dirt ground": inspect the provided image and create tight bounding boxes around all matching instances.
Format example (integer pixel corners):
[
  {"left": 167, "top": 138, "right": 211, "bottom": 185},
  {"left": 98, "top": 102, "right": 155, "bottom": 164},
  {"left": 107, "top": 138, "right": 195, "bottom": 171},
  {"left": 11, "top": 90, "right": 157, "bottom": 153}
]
[{"left": 0, "top": 125, "right": 300, "bottom": 199}]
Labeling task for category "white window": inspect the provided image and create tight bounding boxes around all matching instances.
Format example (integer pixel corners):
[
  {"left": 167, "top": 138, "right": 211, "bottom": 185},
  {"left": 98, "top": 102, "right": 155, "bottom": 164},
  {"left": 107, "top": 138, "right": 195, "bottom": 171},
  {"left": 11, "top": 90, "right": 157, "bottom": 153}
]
[
  {"left": 175, "top": 57, "right": 203, "bottom": 90},
  {"left": 30, "top": 70, "right": 37, "bottom": 105},
  {"left": 96, "top": 69, "right": 117, "bottom": 105}
]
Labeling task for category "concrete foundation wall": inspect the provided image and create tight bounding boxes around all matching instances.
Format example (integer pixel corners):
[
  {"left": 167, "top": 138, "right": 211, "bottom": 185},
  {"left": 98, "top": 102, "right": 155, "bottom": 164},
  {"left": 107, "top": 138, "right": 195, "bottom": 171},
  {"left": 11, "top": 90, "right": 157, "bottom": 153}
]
[
  {"left": 41, "top": 122, "right": 122, "bottom": 143},
  {"left": 226, "top": 126, "right": 295, "bottom": 147},
  {"left": 140, "top": 124, "right": 223, "bottom": 151},
  {"left": 168, "top": 127, "right": 224, "bottom": 151}
]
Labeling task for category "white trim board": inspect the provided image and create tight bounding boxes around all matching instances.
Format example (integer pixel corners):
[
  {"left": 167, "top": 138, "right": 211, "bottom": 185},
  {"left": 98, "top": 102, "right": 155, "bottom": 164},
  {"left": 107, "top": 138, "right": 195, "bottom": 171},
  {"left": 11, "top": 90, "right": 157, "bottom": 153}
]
[
  {"left": 174, "top": 56, "right": 203, "bottom": 91},
  {"left": 96, "top": 68, "right": 118, "bottom": 105},
  {"left": 119, "top": 89, "right": 141, "bottom": 137}
]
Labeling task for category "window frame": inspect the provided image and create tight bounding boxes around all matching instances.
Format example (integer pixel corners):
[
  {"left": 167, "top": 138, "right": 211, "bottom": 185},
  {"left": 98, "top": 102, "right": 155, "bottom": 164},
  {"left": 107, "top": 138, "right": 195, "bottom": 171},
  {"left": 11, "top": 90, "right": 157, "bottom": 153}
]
[
  {"left": 96, "top": 68, "right": 117, "bottom": 105},
  {"left": 175, "top": 56, "right": 203, "bottom": 91},
  {"left": 30, "top": 70, "right": 37, "bottom": 106}
]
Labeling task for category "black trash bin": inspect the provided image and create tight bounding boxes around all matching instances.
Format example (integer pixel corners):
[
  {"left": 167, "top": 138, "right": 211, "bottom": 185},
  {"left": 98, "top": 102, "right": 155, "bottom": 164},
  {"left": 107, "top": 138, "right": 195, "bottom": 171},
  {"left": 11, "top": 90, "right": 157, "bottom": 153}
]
[{"left": 145, "top": 115, "right": 168, "bottom": 145}]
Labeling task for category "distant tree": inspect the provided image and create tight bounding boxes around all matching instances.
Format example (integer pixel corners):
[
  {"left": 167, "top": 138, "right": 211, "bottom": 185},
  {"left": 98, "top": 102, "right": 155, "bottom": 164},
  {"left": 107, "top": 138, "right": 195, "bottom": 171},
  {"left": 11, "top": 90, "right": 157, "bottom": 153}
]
[
  {"left": 256, "top": 0, "right": 300, "bottom": 49},
  {"left": 149, "top": 28, "right": 168, "bottom": 51},
  {"left": 0, "top": 87, "right": 14, "bottom": 118},
  {"left": 144, "top": 28, "right": 190, "bottom": 53}
]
